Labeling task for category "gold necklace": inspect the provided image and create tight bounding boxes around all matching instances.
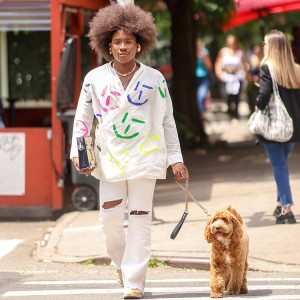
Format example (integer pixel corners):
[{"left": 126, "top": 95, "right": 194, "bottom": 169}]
[{"left": 113, "top": 61, "right": 136, "bottom": 77}]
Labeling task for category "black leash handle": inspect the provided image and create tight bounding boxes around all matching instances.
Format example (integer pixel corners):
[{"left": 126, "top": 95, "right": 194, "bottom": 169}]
[
  {"left": 170, "top": 211, "right": 189, "bottom": 240},
  {"left": 170, "top": 179, "right": 189, "bottom": 240},
  {"left": 170, "top": 179, "right": 211, "bottom": 240}
]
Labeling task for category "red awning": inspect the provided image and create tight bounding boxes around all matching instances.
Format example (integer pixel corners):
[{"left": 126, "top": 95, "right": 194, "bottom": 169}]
[{"left": 224, "top": 0, "right": 300, "bottom": 30}]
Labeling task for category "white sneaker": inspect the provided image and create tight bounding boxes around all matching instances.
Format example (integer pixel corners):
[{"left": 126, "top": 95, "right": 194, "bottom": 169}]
[
  {"left": 115, "top": 269, "right": 123, "bottom": 287},
  {"left": 123, "top": 288, "right": 143, "bottom": 299}
]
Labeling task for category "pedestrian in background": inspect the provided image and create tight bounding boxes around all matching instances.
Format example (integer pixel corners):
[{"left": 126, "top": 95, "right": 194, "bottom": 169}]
[
  {"left": 256, "top": 29, "right": 300, "bottom": 224},
  {"left": 215, "top": 35, "right": 251, "bottom": 122},
  {"left": 195, "top": 38, "right": 212, "bottom": 118},
  {"left": 246, "top": 44, "right": 263, "bottom": 114},
  {"left": 70, "top": 3, "right": 188, "bottom": 299},
  {"left": 291, "top": 25, "right": 300, "bottom": 65}
]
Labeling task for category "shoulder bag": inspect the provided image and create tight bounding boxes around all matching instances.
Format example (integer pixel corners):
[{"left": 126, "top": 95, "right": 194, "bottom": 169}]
[{"left": 247, "top": 62, "right": 293, "bottom": 142}]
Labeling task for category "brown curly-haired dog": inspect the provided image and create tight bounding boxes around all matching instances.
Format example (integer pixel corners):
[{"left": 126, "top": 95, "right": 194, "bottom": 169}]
[
  {"left": 204, "top": 205, "right": 249, "bottom": 298},
  {"left": 88, "top": 2, "right": 157, "bottom": 61}
]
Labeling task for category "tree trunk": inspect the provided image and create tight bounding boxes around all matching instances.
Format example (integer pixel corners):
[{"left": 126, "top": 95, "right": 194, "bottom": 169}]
[{"left": 164, "top": 0, "right": 207, "bottom": 147}]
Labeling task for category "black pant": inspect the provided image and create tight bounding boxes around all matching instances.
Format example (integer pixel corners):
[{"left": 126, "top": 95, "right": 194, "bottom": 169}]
[{"left": 226, "top": 80, "right": 242, "bottom": 119}]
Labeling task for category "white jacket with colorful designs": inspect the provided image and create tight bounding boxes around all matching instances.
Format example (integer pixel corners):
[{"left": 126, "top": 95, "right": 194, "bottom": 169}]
[{"left": 70, "top": 62, "right": 183, "bottom": 182}]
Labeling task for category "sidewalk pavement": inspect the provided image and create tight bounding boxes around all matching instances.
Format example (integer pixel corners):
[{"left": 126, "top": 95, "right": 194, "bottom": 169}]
[{"left": 34, "top": 101, "right": 300, "bottom": 273}]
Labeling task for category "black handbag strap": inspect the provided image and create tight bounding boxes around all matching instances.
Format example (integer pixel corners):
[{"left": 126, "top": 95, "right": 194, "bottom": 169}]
[{"left": 266, "top": 62, "right": 280, "bottom": 97}]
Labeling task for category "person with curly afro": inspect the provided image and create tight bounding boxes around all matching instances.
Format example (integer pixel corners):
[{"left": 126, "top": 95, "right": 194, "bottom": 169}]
[{"left": 70, "top": 3, "right": 188, "bottom": 299}]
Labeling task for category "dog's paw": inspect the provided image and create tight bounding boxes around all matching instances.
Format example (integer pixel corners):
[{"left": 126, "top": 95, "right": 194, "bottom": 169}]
[
  {"left": 210, "top": 293, "right": 223, "bottom": 298},
  {"left": 240, "top": 287, "right": 248, "bottom": 294},
  {"left": 226, "top": 287, "right": 240, "bottom": 295}
]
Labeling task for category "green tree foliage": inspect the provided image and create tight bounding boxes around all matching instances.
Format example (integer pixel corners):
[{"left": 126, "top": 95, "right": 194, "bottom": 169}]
[
  {"left": 7, "top": 27, "right": 92, "bottom": 102},
  {"left": 194, "top": 0, "right": 234, "bottom": 34},
  {"left": 7, "top": 32, "right": 51, "bottom": 100}
]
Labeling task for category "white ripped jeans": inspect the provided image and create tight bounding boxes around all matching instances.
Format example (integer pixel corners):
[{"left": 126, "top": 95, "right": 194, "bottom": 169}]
[{"left": 99, "top": 178, "right": 156, "bottom": 292}]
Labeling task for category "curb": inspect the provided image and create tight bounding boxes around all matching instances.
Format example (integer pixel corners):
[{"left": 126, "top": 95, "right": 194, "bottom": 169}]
[
  {"left": 33, "top": 212, "right": 81, "bottom": 263},
  {"left": 94, "top": 256, "right": 211, "bottom": 271},
  {"left": 34, "top": 211, "right": 211, "bottom": 270},
  {"left": 161, "top": 256, "right": 210, "bottom": 270}
]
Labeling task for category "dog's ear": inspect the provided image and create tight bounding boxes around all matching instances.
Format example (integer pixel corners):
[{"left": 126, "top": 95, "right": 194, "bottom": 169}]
[
  {"left": 204, "top": 218, "right": 214, "bottom": 243},
  {"left": 230, "top": 213, "right": 243, "bottom": 242},
  {"left": 226, "top": 205, "right": 243, "bottom": 225}
]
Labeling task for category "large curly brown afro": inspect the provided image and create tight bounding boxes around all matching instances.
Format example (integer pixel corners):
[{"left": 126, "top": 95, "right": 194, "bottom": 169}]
[{"left": 88, "top": 3, "right": 157, "bottom": 62}]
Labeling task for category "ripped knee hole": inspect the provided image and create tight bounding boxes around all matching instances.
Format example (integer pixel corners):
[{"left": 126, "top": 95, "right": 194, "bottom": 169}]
[
  {"left": 102, "top": 199, "right": 122, "bottom": 209},
  {"left": 130, "top": 210, "right": 149, "bottom": 215}
]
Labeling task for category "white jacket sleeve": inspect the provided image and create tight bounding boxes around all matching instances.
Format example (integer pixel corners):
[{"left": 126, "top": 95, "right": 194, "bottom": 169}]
[
  {"left": 163, "top": 84, "right": 183, "bottom": 166},
  {"left": 70, "top": 76, "right": 95, "bottom": 159}
]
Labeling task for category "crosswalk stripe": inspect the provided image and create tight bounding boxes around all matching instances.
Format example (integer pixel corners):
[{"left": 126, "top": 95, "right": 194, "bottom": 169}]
[
  {"left": 23, "top": 277, "right": 300, "bottom": 285},
  {"left": 4, "top": 285, "right": 300, "bottom": 297},
  {"left": 0, "top": 240, "right": 23, "bottom": 259},
  {"left": 4, "top": 288, "right": 124, "bottom": 297},
  {"left": 141, "top": 297, "right": 300, "bottom": 300}
]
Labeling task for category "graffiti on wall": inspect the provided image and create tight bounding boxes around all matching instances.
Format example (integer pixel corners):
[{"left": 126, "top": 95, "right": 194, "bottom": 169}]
[{"left": 0, "top": 133, "right": 25, "bottom": 195}]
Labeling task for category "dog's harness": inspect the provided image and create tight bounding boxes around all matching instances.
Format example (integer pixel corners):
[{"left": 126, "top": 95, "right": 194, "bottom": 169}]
[{"left": 170, "top": 178, "right": 211, "bottom": 239}]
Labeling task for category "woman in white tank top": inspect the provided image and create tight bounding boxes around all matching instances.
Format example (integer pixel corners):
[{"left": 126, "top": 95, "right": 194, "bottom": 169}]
[{"left": 215, "top": 35, "right": 251, "bottom": 121}]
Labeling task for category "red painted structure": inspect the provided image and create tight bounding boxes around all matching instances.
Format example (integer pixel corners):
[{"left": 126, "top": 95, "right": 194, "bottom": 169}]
[
  {"left": 0, "top": 0, "right": 108, "bottom": 218},
  {"left": 0, "top": 128, "right": 52, "bottom": 207},
  {"left": 50, "top": 0, "right": 108, "bottom": 214},
  {"left": 225, "top": 0, "right": 300, "bottom": 30}
]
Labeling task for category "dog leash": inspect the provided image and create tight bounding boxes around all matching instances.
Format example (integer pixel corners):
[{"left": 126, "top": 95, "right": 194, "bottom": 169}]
[{"left": 170, "top": 178, "right": 211, "bottom": 240}]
